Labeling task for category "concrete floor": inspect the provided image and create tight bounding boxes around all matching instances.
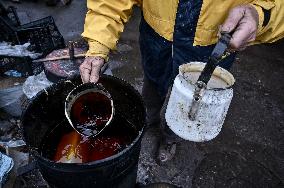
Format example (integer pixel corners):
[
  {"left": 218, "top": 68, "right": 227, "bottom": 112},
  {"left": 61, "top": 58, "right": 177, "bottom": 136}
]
[{"left": 1, "top": 0, "right": 284, "bottom": 187}]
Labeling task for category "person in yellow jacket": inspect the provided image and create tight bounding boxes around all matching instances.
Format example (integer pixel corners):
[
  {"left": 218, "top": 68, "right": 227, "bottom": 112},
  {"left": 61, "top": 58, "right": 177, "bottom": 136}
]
[{"left": 80, "top": 0, "right": 284, "bottom": 163}]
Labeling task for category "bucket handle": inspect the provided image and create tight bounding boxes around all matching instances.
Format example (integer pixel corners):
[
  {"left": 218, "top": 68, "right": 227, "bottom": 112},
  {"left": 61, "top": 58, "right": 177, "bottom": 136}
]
[{"left": 188, "top": 81, "right": 206, "bottom": 120}]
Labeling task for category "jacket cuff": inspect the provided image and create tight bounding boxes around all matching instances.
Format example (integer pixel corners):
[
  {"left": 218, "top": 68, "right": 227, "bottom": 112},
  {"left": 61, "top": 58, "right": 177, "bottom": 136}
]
[
  {"left": 85, "top": 40, "right": 110, "bottom": 61},
  {"left": 250, "top": 1, "right": 275, "bottom": 33},
  {"left": 251, "top": 4, "right": 264, "bottom": 33}
]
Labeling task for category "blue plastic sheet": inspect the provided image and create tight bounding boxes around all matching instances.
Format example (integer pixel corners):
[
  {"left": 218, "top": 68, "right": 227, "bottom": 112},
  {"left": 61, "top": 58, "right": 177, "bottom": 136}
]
[{"left": 0, "top": 152, "right": 14, "bottom": 188}]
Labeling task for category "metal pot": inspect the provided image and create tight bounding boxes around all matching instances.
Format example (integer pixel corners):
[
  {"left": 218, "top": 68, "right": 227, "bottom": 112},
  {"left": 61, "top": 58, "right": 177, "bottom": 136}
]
[{"left": 165, "top": 62, "right": 235, "bottom": 142}]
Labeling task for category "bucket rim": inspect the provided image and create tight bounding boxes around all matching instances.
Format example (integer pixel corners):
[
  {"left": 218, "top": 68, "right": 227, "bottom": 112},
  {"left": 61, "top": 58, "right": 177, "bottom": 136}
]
[{"left": 179, "top": 62, "right": 235, "bottom": 90}]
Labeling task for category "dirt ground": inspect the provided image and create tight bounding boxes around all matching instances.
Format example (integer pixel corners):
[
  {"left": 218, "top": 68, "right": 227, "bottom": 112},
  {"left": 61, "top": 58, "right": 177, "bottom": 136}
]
[{"left": 0, "top": 1, "right": 283, "bottom": 188}]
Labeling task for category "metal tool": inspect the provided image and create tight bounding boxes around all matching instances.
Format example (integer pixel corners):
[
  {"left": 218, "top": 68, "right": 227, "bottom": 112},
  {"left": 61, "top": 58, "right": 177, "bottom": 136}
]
[
  {"left": 65, "top": 83, "right": 114, "bottom": 137},
  {"left": 188, "top": 32, "right": 232, "bottom": 120},
  {"left": 32, "top": 41, "right": 86, "bottom": 63},
  {"left": 33, "top": 41, "right": 109, "bottom": 73},
  {"left": 32, "top": 53, "right": 86, "bottom": 63}
]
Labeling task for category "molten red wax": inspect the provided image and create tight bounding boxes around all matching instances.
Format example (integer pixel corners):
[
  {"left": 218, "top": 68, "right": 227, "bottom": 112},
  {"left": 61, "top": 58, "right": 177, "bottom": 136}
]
[
  {"left": 56, "top": 91, "right": 118, "bottom": 162},
  {"left": 54, "top": 130, "right": 128, "bottom": 163},
  {"left": 70, "top": 92, "right": 112, "bottom": 136}
]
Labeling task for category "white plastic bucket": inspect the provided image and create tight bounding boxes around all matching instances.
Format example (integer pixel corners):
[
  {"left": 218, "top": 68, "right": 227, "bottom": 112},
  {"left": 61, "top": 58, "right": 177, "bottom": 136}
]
[{"left": 165, "top": 62, "right": 235, "bottom": 142}]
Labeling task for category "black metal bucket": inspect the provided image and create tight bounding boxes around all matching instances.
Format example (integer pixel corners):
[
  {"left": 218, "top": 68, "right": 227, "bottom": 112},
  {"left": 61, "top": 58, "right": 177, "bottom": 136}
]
[{"left": 21, "top": 75, "right": 146, "bottom": 188}]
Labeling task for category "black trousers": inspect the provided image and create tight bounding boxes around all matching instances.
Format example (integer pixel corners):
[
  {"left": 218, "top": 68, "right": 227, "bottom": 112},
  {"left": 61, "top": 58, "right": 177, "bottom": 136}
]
[{"left": 142, "top": 76, "right": 181, "bottom": 142}]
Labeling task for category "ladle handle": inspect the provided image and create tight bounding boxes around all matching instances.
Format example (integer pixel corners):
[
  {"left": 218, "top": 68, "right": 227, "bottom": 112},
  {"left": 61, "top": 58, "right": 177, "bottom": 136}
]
[
  {"left": 197, "top": 32, "right": 232, "bottom": 86},
  {"left": 188, "top": 32, "right": 232, "bottom": 120},
  {"left": 100, "top": 62, "right": 109, "bottom": 74}
]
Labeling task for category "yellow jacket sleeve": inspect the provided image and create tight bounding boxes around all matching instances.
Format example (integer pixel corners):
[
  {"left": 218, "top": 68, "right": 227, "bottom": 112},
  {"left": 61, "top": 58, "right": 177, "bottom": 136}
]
[
  {"left": 82, "top": 0, "right": 141, "bottom": 59},
  {"left": 251, "top": 0, "right": 284, "bottom": 43}
]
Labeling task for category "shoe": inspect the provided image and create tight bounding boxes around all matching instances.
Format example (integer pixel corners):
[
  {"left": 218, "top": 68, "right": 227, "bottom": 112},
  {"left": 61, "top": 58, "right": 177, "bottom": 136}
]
[{"left": 156, "top": 138, "right": 177, "bottom": 165}]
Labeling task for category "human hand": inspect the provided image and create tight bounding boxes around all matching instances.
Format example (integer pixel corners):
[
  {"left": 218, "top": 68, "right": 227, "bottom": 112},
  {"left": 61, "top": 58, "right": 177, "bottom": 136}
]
[
  {"left": 220, "top": 5, "right": 259, "bottom": 51},
  {"left": 79, "top": 56, "right": 105, "bottom": 83}
]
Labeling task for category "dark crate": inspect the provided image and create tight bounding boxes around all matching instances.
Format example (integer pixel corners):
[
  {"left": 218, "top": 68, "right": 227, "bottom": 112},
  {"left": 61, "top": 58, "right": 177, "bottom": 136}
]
[
  {"left": 19, "top": 16, "right": 65, "bottom": 55},
  {"left": 0, "top": 2, "right": 65, "bottom": 56},
  {"left": 0, "top": 3, "right": 65, "bottom": 77}
]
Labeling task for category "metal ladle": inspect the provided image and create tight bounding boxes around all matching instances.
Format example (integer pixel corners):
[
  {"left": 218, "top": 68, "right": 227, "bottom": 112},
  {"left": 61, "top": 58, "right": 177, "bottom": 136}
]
[{"left": 65, "top": 83, "right": 114, "bottom": 137}]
